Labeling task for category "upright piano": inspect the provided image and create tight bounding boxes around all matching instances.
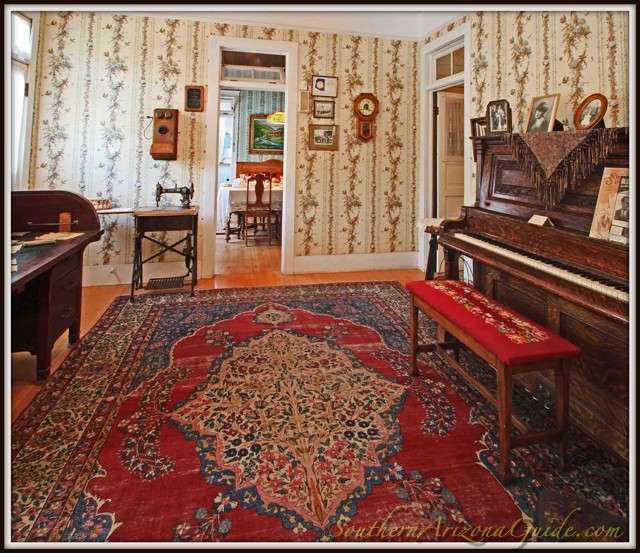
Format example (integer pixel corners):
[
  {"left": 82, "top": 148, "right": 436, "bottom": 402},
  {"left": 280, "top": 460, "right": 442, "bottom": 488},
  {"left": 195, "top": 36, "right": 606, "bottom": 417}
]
[
  {"left": 438, "top": 129, "right": 629, "bottom": 461},
  {"left": 11, "top": 190, "right": 103, "bottom": 383}
]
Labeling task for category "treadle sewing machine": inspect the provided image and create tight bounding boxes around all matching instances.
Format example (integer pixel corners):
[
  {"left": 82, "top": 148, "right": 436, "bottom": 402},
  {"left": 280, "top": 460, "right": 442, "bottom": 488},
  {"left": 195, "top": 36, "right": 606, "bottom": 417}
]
[
  {"left": 436, "top": 128, "right": 629, "bottom": 462},
  {"left": 155, "top": 182, "right": 194, "bottom": 208},
  {"left": 11, "top": 190, "right": 104, "bottom": 383},
  {"left": 131, "top": 182, "right": 198, "bottom": 301}
]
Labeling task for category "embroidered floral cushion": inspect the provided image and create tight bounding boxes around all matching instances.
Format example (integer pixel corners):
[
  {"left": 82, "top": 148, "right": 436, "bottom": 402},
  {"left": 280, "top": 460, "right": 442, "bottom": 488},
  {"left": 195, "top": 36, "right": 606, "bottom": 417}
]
[{"left": 406, "top": 280, "right": 581, "bottom": 366}]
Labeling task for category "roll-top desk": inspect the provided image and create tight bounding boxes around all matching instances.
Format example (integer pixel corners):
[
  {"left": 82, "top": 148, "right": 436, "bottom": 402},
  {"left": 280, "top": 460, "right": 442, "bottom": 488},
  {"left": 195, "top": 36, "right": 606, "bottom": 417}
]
[{"left": 11, "top": 190, "right": 103, "bottom": 383}]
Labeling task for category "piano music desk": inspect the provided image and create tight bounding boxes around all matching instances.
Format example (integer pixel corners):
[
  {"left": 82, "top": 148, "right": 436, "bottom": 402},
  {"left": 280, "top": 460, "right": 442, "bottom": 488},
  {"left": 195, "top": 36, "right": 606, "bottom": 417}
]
[{"left": 406, "top": 279, "right": 582, "bottom": 483}]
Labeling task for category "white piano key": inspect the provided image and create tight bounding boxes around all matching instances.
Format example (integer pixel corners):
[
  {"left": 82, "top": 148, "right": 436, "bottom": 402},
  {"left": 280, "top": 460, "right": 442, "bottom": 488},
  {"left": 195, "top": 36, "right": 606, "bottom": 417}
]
[{"left": 454, "top": 233, "right": 629, "bottom": 304}]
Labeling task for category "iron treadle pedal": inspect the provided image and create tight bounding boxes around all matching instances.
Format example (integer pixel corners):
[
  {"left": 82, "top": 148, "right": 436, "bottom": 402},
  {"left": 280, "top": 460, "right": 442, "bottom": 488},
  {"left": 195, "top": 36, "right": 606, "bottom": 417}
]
[{"left": 145, "top": 276, "right": 185, "bottom": 290}]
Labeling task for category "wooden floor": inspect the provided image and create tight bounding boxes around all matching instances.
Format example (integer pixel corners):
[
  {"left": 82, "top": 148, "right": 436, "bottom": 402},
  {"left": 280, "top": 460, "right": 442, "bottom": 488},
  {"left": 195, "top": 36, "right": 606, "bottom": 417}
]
[{"left": 10, "top": 236, "right": 423, "bottom": 423}]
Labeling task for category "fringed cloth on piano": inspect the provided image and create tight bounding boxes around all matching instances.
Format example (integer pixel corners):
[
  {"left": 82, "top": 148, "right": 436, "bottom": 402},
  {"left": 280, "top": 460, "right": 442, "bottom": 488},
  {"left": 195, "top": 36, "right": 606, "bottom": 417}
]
[{"left": 503, "top": 127, "right": 627, "bottom": 207}]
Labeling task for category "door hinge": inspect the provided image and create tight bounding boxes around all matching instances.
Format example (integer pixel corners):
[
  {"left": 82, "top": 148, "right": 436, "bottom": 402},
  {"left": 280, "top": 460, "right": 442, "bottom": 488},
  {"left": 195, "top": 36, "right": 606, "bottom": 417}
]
[
  {"left": 25, "top": 83, "right": 29, "bottom": 97},
  {"left": 433, "top": 106, "right": 439, "bottom": 116}
]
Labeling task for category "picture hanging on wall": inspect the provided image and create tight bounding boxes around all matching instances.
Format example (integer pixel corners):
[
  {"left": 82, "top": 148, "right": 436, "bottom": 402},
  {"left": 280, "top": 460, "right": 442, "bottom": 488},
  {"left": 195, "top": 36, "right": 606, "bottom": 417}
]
[
  {"left": 249, "top": 114, "right": 285, "bottom": 155},
  {"left": 311, "top": 75, "right": 338, "bottom": 98}
]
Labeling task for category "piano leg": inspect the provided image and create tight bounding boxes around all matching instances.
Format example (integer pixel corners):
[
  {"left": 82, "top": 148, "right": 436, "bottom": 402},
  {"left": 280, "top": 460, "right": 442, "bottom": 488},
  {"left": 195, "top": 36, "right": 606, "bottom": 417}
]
[
  {"left": 443, "top": 248, "right": 461, "bottom": 280},
  {"left": 555, "top": 361, "right": 571, "bottom": 471},
  {"left": 425, "top": 232, "right": 438, "bottom": 280}
]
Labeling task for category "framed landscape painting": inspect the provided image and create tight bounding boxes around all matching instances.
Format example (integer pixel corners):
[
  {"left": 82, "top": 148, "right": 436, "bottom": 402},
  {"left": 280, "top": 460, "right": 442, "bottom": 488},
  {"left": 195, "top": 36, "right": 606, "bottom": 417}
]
[{"left": 249, "top": 114, "right": 285, "bottom": 155}]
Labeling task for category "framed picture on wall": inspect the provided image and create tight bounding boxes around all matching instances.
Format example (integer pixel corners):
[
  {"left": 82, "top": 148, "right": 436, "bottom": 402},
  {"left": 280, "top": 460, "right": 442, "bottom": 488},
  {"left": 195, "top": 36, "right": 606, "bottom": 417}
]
[
  {"left": 248, "top": 114, "right": 285, "bottom": 155},
  {"left": 308, "top": 125, "right": 339, "bottom": 151},
  {"left": 311, "top": 75, "right": 338, "bottom": 97},
  {"left": 313, "top": 100, "right": 335, "bottom": 119}
]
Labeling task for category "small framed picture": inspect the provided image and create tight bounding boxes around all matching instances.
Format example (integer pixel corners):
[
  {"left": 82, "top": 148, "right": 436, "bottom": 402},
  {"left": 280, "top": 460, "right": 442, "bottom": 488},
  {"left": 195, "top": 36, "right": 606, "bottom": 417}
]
[
  {"left": 574, "top": 93, "right": 607, "bottom": 130},
  {"left": 311, "top": 75, "right": 338, "bottom": 98},
  {"left": 485, "top": 100, "right": 512, "bottom": 135},
  {"left": 309, "top": 124, "right": 339, "bottom": 151},
  {"left": 313, "top": 99, "right": 335, "bottom": 119},
  {"left": 525, "top": 94, "right": 560, "bottom": 133},
  {"left": 470, "top": 116, "right": 487, "bottom": 138}
]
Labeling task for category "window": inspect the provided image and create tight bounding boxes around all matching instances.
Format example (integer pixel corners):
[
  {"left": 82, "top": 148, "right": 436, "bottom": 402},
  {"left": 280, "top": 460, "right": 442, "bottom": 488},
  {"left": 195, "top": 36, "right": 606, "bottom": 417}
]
[
  {"left": 11, "top": 11, "right": 36, "bottom": 188},
  {"left": 435, "top": 46, "right": 464, "bottom": 80}
]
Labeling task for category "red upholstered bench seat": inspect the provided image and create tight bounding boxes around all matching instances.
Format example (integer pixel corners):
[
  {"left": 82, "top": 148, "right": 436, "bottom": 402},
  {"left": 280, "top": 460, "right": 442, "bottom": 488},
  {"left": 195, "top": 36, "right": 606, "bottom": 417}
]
[
  {"left": 405, "top": 279, "right": 582, "bottom": 483},
  {"left": 405, "top": 280, "right": 581, "bottom": 366}
]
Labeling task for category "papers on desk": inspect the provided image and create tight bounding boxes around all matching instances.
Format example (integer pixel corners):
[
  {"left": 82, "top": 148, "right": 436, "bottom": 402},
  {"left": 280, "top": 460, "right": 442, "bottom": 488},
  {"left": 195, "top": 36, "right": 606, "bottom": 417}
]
[{"left": 35, "top": 232, "right": 84, "bottom": 241}]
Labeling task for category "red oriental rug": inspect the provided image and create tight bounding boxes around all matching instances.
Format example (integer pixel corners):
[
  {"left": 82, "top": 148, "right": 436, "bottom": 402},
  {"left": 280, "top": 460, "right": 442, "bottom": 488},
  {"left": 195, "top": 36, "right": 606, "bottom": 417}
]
[{"left": 10, "top": 282, "right": 628, "bottom": 544}]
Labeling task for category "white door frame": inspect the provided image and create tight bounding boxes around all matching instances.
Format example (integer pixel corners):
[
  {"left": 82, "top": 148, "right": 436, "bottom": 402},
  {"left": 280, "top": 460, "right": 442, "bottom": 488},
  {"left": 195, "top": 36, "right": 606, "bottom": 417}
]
[
  {"left": 203, "top": 36, "right": 298, "bottom": 278},
  {"left": 418, "top": 23, "right": 471, "bottom": 272}
]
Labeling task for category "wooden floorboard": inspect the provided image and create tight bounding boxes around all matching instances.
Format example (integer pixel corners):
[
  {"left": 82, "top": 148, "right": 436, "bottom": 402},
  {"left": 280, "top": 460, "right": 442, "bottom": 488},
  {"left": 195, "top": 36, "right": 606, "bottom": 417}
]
[{"left": 10, "top": 236, "right": 424, "bottom": 422}]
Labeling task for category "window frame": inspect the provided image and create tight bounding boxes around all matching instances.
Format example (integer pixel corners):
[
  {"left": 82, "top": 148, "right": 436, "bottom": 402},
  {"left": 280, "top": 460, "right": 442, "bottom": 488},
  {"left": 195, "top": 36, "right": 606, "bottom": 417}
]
[{"left": 10, "top": 10, "right": 40, "bottom": 190}]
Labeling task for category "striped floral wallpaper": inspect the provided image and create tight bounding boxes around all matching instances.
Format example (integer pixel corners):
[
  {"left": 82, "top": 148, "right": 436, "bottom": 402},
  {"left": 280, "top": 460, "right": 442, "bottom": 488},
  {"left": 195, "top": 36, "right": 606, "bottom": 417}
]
[{"left": 28, "top": 10, "right": 629, "bottom": 268}]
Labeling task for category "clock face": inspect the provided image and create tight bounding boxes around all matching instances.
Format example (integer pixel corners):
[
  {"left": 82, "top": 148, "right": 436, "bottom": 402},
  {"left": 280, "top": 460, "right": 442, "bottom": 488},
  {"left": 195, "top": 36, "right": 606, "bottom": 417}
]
[{"left": 358, "top": 98, "right": 376, "bottom": 117}]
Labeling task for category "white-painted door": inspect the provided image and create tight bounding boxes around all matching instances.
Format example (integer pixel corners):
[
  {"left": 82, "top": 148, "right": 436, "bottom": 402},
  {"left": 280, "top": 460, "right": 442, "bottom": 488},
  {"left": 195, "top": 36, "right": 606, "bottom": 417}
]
[
  {"left": 436, "top": 91, "right": 464, "bottom": 220},
  {"left": 436, "top": 91, "right": 464, "bottom": 276}
]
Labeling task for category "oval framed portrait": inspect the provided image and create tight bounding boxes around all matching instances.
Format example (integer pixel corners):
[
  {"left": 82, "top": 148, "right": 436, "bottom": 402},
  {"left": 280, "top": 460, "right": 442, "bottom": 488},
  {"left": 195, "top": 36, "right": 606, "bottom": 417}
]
[{"left": 574, "top": 93, "right": 608, "bottom": 130}]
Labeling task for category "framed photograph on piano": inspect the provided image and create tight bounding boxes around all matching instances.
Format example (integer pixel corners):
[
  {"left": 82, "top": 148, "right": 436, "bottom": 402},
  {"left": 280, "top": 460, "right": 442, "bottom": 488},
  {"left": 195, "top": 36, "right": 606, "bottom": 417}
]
[
  {"left": 525, "top": 94, "right": 560, "bottom": 133},
  {"left": 574, "top": 93, "right": 607, "bottom": 130},
  {"left": 485, "top": 99, "right": 512, "bottom": 135}
]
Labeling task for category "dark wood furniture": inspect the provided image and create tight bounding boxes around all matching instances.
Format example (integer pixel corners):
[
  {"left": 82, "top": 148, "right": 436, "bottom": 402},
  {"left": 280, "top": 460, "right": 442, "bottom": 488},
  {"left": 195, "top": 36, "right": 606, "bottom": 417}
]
[
  {"left": 244, "top": 174, "right": 277, "bottom": 246},
  {"left": 437, "top": 129, "right": 629, "bottom": 461},
  {"left": 11, "top": 190, "right": 103, "bottom": 383},
  {"left": 235, "top": 159, "right": 283, "bottom": 181},
  {"left": 407, "top": 279, "right": 580, "bottom": 483},
  {"left": 130, "top": 206, "right": 198, "bottom": 301},
  {"left": 224, "top": 160, "right": 283, "bottom": 241}
]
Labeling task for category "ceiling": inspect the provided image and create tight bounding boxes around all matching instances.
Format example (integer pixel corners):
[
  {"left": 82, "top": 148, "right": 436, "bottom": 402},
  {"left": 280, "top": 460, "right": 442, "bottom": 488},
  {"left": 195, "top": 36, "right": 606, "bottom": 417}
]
[{"left": 134, "top": 7, "right": 467, "bottom": 41}]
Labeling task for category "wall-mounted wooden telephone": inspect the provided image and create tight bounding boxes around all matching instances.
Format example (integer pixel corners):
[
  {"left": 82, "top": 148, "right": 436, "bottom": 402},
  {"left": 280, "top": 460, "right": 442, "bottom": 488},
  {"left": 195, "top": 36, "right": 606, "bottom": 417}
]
[{"left": 151, "top": 108, "right": 179, "bottom": 160}]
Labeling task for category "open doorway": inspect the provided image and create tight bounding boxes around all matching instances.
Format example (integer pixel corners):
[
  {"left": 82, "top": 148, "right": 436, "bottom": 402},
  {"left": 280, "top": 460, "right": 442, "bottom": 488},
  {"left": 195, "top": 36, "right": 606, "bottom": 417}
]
[
  {"left": 215, "top": 88, "right": 284, "bottom": 275},
  {"left": 419, "top": 24, "right": 470, "bottom": 277},
  {"left": 202, "top": 36, "right": 298, "bottom": 280}
]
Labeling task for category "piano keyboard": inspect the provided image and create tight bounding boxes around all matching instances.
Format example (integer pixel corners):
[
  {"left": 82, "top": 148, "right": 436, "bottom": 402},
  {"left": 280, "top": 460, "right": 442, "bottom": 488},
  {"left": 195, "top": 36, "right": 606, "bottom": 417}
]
[{"left": 453, "top": 232, "right": 629, "bottom": 303}]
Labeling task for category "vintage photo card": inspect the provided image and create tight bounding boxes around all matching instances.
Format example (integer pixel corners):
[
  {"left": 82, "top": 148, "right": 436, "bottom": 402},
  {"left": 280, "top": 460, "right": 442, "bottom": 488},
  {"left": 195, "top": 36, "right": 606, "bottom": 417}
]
[{"left": 589, "top": 167, "right": 630, "bottom": 241}]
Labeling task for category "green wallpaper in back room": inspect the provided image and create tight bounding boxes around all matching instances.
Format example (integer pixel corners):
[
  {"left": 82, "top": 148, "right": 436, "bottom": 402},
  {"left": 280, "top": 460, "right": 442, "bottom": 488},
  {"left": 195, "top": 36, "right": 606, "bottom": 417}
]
[{"left": 28, "top": 11, "right": 629, "bottom": 267}]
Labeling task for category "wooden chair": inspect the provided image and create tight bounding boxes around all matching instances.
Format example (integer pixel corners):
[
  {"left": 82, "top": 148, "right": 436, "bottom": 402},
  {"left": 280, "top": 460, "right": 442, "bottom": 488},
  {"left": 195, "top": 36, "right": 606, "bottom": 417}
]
[{"left": 244, "top": 174, "right": 277, "bottom": 246}]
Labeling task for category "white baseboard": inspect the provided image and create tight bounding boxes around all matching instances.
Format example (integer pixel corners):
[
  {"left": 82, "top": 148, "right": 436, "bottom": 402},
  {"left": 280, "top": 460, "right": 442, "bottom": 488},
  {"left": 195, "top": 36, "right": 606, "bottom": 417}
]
[
  {"left": 83, "top": 262, "right": 189, "bottom": 287},
  {"left": 292, "top": 251, "right": 418, "bottom": 274},
  {"left": 83, "top": 253, "right": 419, "bottom": 286}
]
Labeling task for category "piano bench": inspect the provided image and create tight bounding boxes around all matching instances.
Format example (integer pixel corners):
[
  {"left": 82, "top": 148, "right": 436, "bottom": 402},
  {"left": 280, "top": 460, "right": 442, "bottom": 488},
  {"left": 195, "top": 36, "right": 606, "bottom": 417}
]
[{"left": 405, "top": 279, "right": 582, "bottom": 484}]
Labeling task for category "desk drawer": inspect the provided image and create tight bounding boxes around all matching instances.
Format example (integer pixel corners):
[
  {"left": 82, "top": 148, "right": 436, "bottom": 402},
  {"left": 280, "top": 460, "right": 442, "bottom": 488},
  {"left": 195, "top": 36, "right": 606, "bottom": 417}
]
[
  {"left": 51, "top": 251, "right": 81, "bottom": 280},
  {"left": 50, "top": 265, "right": 82, "bottom": 338}
]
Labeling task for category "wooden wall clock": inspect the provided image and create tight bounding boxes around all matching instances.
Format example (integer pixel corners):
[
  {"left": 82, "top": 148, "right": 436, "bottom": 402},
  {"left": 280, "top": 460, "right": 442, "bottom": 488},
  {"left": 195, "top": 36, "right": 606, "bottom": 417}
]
[{"left": 354, "top": 93, "right": 379, "bottom": 143}]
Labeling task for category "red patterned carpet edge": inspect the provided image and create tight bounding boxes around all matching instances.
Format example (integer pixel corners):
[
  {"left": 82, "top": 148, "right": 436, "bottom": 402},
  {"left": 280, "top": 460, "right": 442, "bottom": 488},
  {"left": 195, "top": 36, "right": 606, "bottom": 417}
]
[{"left": 10, "top": 282, "right": 628, "bottom": 544}]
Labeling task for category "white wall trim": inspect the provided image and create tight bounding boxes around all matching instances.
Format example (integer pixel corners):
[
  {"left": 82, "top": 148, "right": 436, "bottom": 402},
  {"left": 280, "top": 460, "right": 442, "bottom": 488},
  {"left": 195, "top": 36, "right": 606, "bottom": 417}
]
[
  {"left": 292, "top": 252, "right": 418, "bottom": 275},
  {"left": 418, "top": 22, "right": 471, "bottom": 273},
  {"left": 84, "top": 261, "right": 200, "bottom": 288},
  {"left": 203, "top": 36, "right": 298, "bottom": 279}
]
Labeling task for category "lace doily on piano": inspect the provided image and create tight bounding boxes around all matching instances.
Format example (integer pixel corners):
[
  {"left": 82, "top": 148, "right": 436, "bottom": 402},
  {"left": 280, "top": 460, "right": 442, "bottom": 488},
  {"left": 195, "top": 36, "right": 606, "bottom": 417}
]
[{"left": 503, "top": 127, "right": 627, "bottom": 207}]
